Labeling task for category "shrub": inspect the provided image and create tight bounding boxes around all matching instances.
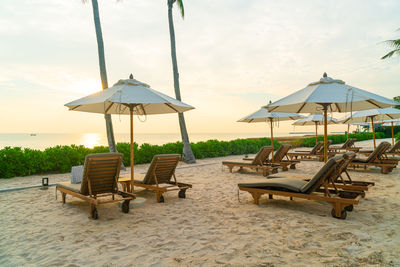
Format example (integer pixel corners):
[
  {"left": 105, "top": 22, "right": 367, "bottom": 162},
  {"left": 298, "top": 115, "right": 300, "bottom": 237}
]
[{"left": 0, "top": 137, "right": 280, "bottom": 178}]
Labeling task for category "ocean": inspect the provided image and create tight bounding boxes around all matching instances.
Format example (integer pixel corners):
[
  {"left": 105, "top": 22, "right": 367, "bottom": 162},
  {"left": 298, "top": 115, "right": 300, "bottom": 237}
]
[{"left": 0, "top": 132, "right": 315, "bottom": 150}]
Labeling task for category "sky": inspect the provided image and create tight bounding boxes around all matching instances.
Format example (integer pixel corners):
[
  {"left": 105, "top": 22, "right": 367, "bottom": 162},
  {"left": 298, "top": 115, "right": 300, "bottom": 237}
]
[{"left": 0, "top": 0, "right": 399, "bottom": 136}]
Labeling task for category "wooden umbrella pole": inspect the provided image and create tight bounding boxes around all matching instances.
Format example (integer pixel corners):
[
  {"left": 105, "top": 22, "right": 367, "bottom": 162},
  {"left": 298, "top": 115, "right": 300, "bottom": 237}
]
[
  {"left": 391, "top": 121, "right": 394, "bottom": 146},
  {"left": 322, "top": 104, "right": 328, "bottom": 163},
  {"left": 130, "top": 106, "right": 134, "bottom": 192},
  {"left": 371, "top": 116, "right": 376, "bottom": 149},
  {"left": 315, "top": 122, "right": 318, "bottom": 144},
  {"left": 347, "top": 124, "right": 350, "bottom": 140},
  {"left": 270, "top": 118, "right": 274, "bottom": 162}
]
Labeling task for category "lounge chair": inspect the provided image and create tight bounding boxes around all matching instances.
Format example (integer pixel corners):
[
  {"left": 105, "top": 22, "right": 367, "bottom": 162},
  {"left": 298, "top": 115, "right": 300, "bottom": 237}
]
[
  {"left": 349, "top": 142, "right": 397, "bottom": 174},
  {"left": 56, "top": 153, "right": 136, "bottom": 219},
  {"left": 270, "top": 144, "right": 300, "bottom": 170},
  {"left": 328, "top": 138, "right": 360, "bottom": 153},
  {"left": 287, "top": 141, "right": 334, "bottom": 161},
  {"left": 223, "top": 146, "right": 280, "bottom": 176},
  {"left": 358, "top": 140, "right": 400, "bottom": 157},
  {"left": 238, "top": 158, "right": 363, "bottom": 219},
  {"left": 304, "top": 153, "right": 374, "bottom": 194},
  {"left": 119, "top": 154, "right": 192, "bottom": 203},
  {"left": 243, "top": 145, "right": 300, "bottom": 171}
]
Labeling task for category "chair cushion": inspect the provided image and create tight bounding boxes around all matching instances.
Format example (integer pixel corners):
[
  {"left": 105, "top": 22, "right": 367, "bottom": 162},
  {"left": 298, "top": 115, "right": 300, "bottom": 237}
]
[
  {"left": 238, "top": 178, "right": 307, "bottom": 192},
  {"left": 57, "top": 182, "right": 81, "bottom": 194},
  {"left": 352, "top": 158, "right": 368, "bottom": 163}
]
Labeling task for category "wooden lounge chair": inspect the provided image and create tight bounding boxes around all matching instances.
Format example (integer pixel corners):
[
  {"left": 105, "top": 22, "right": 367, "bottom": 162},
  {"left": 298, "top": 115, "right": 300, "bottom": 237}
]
[
  {"left": 238, "top": 158, "right": 363, "bottom": 219},
  {"left": 358, "top": 140, "right": 400, "bottom": 157},
  {"left": 349, "top": 142, "right": 397, "bottom": 174},
  {"left": 287, "top": 141, "right": 334, "bottom": 161},
  {"left": 119, "top": 154, "right": 192, "bottom": 203},
  {"left": 270, "top": 144, "right": 300, "bottom": 171},
  {"left": 304, "top": 153, "right": 374, "bottom": 194},
  {"left": 223, "top": 146, "right": 280, "bottom": 176},
  {"left": 242, "top": 145, "right": 300, "bottom": 171},
  {"left": 328, "top": 138, "right": 360, "bottom": 153},
  {"left": 56, "top": 153, "right": 136, "bottom": 219}
]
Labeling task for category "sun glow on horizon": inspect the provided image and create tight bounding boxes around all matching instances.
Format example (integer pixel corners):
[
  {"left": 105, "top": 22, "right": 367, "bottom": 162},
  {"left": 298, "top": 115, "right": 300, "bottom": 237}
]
[{"left": 81, "top": 133, "right": 101, "bottom": 148}]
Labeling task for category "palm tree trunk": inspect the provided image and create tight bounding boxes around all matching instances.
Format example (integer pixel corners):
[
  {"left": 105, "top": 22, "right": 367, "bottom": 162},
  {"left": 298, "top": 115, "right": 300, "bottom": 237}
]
[
  {"left": 167, "top": 0, "right": 196, "bottom": 163},
  {"left": 91, "top": 0, "right": 117, "bottom": 153}
]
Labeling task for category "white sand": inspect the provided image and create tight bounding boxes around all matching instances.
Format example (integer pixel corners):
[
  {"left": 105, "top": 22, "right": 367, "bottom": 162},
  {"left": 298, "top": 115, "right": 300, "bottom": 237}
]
[{"left": 0, "top": 138, "right": 399, "bottom": 266}]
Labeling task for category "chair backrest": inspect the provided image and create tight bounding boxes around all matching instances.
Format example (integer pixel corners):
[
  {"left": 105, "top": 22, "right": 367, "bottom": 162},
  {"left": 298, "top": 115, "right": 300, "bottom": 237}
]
[
  {"left": 300, "top": 157, "right": 337, "bottom": 194},
  {"left": 273, "top": 144, "right": 291, "bottom": 162},
  {"left": 332, "top": 152, "right": 356, "bottom": 182},
  {"left": 365, "top": 141, "right": 391, "bottom": 162},
  {"left": 310, "top": 141, "right": 324, "bottom": 154},
  {"left": 318, "top": 140, "right": 333, "bottom": 154},
  {"left": 251, "top": 146, "right": 273, "bottom": 165},
  {"left": 347, "top": 138, "right": 357, "bottom": 148},
  {"left": 340, "top": 138, "right": 351, "bottom": 149},
  {"left": 388, "top": 140, "right": 400, "bottom": 153},
  {"left": 80, "top": 153, "right": 123, "bottom": 196},
  {"left": 142, "top": 154, "right": 181, "bottom": 185}
]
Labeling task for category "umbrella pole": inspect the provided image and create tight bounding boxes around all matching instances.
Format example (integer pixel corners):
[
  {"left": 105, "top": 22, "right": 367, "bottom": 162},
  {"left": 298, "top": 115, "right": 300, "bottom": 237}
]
[
  {"left": 371, "top": 117, "right": 376, "bottom": 149},
  {"left": 322, "top": 104, "right": 329, "bottom": 163},
  {"left": 347, "top": 124, "right": 350, "bottom": 140},
  {"left": 130, "top": 106, "right": 134, "bottom": 192},
  {"left": 270, "top": 118, "right": 274, "bottom": 162},
  {"left": 315, "top": 122, "right": 318, "bottom": 144},
  {"left": 391, "top": 122, "right": 394, "bottom": 146}
]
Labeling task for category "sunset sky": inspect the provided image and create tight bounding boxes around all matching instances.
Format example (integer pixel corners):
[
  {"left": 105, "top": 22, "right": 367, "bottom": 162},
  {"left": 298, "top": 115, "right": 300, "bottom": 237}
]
[{"left": 0, "top": 0, "right": 399, "bottom": 136}]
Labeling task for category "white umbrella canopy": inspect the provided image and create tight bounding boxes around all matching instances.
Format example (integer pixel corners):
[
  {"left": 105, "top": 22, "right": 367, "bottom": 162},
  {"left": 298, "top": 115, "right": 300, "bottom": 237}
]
[
  {"left": 265, "top": 73, "right": 400, "bottom": 162},
  {"left": 339, "top": 107, "right": 400, "bottom": 148},
  {"left": 293, "top": 114, "right": 337, "bottom": 143},
  {"left": 293, "top": 114, "right": 337, "bottom": 126},
  {"left": 238, "top": 108, "right": 303, "bottom": 160},
  {"left": 65, "top": 78, "right": 194, "bottom": 115},
  {"left": 65, "top": 76, "right": 195, "bottom": 191}
]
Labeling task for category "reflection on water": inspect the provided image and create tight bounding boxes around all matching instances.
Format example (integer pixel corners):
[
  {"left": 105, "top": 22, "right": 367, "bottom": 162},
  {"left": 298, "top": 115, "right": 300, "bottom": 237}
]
[{"left": 81, "top": 133, "right": 101, "bottom": 148}]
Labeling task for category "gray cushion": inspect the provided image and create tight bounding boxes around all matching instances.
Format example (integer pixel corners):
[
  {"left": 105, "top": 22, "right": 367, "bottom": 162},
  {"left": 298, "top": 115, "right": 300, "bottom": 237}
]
[
  {"left": 238, "top": 178, "right": 307, "bottom": 192},
  {"left": 352, "top": 158, "right": 368, "bottom": 163},
  {"left": 56, "top": 182, "right": 81, "bottom": 194}
]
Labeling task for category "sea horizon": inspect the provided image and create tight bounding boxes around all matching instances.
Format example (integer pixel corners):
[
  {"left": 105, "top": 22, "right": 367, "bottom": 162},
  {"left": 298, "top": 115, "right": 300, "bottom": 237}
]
[{"left": 0, "top": 131, "right": 346, "bottom": 150}]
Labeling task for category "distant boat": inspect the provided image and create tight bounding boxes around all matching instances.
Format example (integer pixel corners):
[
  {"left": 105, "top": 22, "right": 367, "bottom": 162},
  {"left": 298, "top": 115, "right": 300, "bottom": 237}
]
[{"left": 30, "top": 133, "right": 37, "bottom": 136}]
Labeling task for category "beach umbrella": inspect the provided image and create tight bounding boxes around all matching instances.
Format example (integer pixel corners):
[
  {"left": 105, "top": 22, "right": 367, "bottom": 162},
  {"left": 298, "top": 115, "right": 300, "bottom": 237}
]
[
  {"left": 264, "top": 73, "right": 399, "bottom": 162},
  {"left": 381, "top": 119, "right": 400, "bottom": 145},
  {"left": 65, "top": 75, "right": 195, "bottom": 191},
  {"left": 293, "top": 113, "right": 337, "bottom": 144},
  {"left": 339, "top": 107, "right": 400, "bottom": 149},
  {"left": 238, "top": 108, "right": 303, "bottom": 160}
]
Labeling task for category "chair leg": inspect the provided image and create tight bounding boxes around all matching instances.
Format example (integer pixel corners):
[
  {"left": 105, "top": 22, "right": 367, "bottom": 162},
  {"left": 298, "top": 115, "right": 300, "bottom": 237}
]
[
  {"left": 250, "top": 192, "right": 261, "bottom": 205},
  {"left": 156, "top": 192, "right": 165, "bottom": 203},
  {"left": 269, "top": 194, "right": 273, "bottom": 199},
  {"left": 61, "top": 193, "right": 66, "bottom": 204}
]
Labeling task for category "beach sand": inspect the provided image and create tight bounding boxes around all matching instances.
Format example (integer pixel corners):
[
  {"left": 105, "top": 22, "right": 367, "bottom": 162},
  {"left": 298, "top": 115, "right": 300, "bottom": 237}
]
[{"left": 0, "top": 138, "right": 399, "bottom": 266}]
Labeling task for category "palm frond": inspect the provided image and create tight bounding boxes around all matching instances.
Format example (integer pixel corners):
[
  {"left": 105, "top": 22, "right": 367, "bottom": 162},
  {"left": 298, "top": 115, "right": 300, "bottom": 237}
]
[
  {"left": 175, "top": 0, "right": 185, "bottom": 19},
  {"left": 383, "top": 39, "right": 400, "bottom": 49},
  {"left": 381, "top": 50, "right": 397, "bottom": 59}
]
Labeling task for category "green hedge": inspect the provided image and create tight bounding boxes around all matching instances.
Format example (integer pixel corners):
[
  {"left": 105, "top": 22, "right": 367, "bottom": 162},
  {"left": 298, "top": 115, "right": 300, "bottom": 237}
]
[
  {"left": 374, "top": 126, "right": 400, "bottom": 138},
  {"left": 285, "top": 132, "right": 385, "bottom": 148},
  {"left": 0, "top": 138, "right": 280, "bottom": 179}
]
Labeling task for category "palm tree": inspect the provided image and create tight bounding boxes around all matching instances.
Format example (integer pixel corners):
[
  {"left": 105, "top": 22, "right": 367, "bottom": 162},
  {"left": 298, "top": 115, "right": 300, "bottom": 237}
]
[
  {"left": 381, "top": 28, "right": 400, "bottom": 59},
  {"left": 167, "top": 0, "right": 196, "bottom": 163},
  {"left": 382, "top": 29, "right": 400, "bottom": 109},
  {"left": 85, "top": 0, "right": 118, "bottom": 153}
]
